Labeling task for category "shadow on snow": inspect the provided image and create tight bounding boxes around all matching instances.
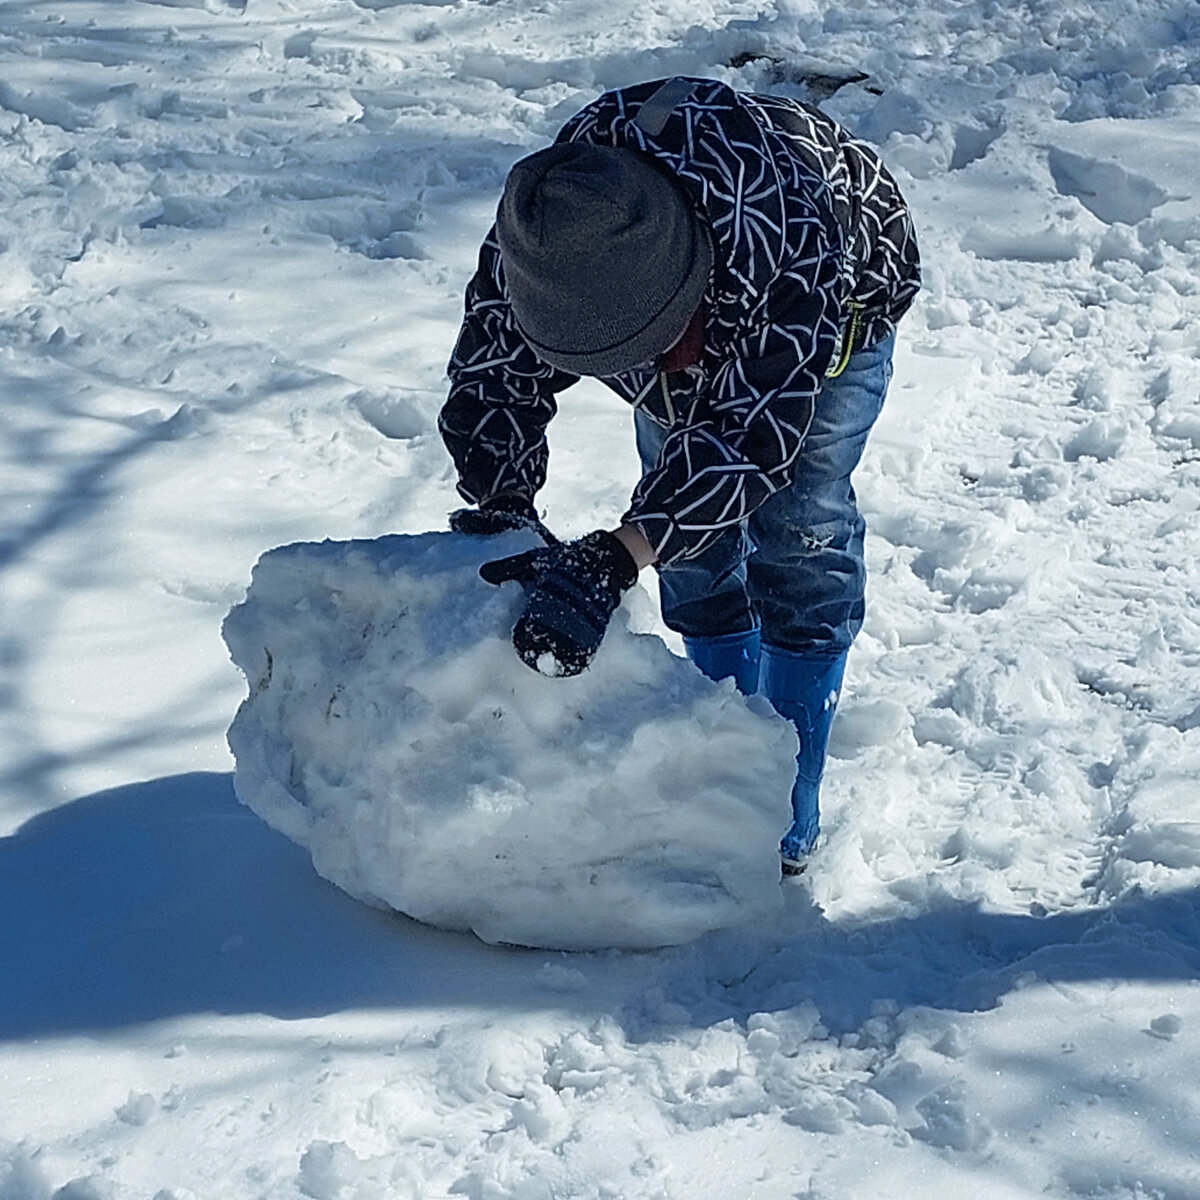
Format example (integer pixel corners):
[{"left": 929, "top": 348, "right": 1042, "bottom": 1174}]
[{"left": 2, "top": 772, "right": 1197, "bottom": 1040}]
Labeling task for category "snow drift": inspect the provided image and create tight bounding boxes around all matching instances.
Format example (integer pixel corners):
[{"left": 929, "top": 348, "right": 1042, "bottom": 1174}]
[{"left": 222, "top": 531, "right": 795, "bottom": 950}]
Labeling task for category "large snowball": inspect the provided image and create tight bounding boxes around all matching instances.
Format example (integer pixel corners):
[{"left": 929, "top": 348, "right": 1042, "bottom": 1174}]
[{"left": 222, "top": 532, "right": 795, "bottom": 950}]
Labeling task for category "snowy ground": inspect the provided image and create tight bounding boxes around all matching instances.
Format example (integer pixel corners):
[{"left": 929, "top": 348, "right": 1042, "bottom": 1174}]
[{"left": 2, "top": 0, "right": 1200, "bottom": 1196}]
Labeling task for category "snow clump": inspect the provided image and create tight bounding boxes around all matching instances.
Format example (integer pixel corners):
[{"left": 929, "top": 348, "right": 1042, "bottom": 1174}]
[{"left": 222, "top": 531, "right": 795, "bottom": 950}]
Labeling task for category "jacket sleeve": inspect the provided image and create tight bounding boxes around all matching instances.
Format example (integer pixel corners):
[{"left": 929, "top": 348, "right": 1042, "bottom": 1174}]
[
  {"left": 438, "top": 230, "right": 579, "bottom": 506},
  {"left": 623, "top": 228, "right": 842, "bottom": 567}
]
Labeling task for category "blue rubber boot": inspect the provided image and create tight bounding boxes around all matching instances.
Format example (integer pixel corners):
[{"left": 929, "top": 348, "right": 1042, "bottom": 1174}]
[
  {"left": 683, "top": 628, "right": 761, "bottom": 695},
  {"left": 759, "top": 646, "right": 848, "bottom": 869}
]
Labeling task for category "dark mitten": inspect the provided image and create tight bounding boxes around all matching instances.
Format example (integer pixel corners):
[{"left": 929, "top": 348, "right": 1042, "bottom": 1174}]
[
  {"left": 450, "top": 494, "right": 556, "bottom": 543},
  {"left": 480, "top": 531, "right": 638, "bottom": 676}
]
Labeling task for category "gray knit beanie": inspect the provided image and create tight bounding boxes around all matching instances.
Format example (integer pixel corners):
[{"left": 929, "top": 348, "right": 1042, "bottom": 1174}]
[{"left": 495, "top": 143, "right": 712, "bottom": 377}]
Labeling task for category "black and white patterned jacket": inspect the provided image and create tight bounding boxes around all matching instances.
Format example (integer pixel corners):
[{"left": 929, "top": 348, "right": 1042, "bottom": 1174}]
[{"left": 439, "top": 77, "right": 920, "bottom": 566}]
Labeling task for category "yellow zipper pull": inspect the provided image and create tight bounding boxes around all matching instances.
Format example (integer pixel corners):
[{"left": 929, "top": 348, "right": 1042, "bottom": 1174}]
[
  {"left": 826, "top": 302, "right": 863, "bottom": 379},
  {"left": 659, "top": 371, "right": 677, "bottom": 424}
]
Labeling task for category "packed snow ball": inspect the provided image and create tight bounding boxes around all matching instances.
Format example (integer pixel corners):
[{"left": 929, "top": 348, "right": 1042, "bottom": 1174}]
[{"left": 222, "top": 531, "right": 796, "bottom": 950}]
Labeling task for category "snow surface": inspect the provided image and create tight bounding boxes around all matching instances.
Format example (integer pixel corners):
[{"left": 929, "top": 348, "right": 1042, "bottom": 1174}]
[
  {"left": 222, "top": 531, "right": 794, "bottom": 949},
  {"left": 2, "top": 0, "right": 1200, "bottom": 1196}
]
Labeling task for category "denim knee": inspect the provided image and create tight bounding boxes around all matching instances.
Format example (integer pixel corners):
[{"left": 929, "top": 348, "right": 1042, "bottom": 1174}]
[{"left": 631, "top": 335, "right": 894, "bottom": 652}]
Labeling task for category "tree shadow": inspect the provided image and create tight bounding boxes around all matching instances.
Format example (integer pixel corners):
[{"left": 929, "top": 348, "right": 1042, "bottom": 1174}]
[
  {"left": 0, "top": 412, "right": 182, "bottom": 573},
  {"left": 3, "top": 772, "right": 1197, "bottom": 1041}
]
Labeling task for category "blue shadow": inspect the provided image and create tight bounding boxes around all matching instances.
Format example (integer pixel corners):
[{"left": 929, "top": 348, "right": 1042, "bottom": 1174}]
[
  {"left": 0, "top": 773, "right": 535, "bottom": 1039},
  {"left": 3, "top": 772, "right": 1197, "bottom": 1041}
]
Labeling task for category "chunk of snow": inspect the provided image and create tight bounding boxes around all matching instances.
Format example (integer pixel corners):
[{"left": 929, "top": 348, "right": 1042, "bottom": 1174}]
[
  {"left": 1148, "top": 1014, "right": 1183, "bottom": 1040},
  {"left": 297, "top": 1141, "right": 362, "bottom": 1200},
  {"left": 114, "top": 1092, "right": 156, "bottom": 1127},
  {"left": 911, "top": 1082, "right": 992, "bottom": 1152},
  {"left": 223, "top": 532, "right": 794, "bottom": 950}
]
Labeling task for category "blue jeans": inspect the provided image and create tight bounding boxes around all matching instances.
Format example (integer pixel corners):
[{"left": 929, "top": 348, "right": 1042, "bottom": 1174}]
[{"left": 635, "top": 333, "right": 894, "bottom": 655}]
